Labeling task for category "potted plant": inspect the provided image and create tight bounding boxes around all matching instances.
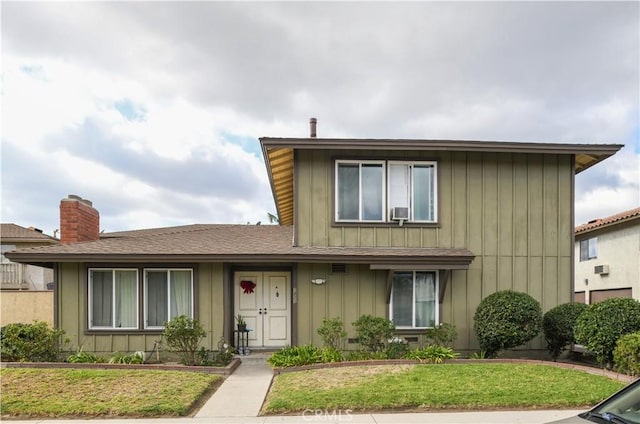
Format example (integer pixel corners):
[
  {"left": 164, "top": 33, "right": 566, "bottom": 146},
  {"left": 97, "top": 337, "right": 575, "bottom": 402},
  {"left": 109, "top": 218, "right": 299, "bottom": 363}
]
[{"left": 235, "top": 315, "right": 247, "bottom": 332}]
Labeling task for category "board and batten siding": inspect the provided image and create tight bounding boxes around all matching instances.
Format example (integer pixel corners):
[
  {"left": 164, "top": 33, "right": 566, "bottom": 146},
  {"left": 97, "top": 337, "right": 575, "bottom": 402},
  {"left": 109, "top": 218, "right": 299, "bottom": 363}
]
[
  {"left": 294, "top": 150, "right": 574, "bottom": 351},
  {"left": 56, "top": 262, "right": 225, "bottom": 355}
]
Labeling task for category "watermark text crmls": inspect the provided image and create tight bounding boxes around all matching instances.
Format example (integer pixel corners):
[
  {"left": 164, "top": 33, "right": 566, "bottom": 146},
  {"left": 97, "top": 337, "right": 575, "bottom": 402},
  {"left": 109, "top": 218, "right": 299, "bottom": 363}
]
[{"left": 302, "top": 408, "right": 354, "bottom": 421}]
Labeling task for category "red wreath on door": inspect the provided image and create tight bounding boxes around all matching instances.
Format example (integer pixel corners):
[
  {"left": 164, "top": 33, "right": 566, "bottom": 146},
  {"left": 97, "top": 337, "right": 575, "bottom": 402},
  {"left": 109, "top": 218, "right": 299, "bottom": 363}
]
[{"left": 240, "top": 280, "right": 256, "bottom": 294}]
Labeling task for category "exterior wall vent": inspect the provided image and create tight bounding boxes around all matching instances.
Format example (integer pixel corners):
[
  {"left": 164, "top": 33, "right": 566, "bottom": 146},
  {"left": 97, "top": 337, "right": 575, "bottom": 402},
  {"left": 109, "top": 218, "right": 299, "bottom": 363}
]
[
  {"left": 331, "top": 263, "right": 347, "bottom": 274},
  {"left": 391, "top": 207, "right": 409, "bottom": 220},
  {"left": 594, "top": 265, "right": 609, "bottom": 275}
]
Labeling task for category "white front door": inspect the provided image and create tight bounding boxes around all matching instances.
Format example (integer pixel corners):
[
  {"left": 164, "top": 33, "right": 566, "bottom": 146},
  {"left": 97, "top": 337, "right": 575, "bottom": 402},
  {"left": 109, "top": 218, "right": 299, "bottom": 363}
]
[{"left": 234, "top": 271, "right": 290, "bottom": 347}]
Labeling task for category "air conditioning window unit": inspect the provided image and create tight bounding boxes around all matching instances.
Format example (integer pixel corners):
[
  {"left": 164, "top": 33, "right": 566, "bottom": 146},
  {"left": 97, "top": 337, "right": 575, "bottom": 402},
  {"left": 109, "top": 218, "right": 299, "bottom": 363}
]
[
  {"left": 594, "top": 265, "right": 609, "bottom": 275},
  {"left": 391, "top": 207, "right": 409, "bottom": 221}
]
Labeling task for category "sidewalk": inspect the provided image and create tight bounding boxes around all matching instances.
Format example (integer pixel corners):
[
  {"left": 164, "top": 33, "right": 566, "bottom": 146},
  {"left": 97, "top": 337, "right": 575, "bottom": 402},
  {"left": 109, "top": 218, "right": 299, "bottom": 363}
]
[
  {"left": 3, "top": 410, "right": 586, "bottom": 423},
  {"left": 6, "top": 354, "right": 586, "bottom": 423}
]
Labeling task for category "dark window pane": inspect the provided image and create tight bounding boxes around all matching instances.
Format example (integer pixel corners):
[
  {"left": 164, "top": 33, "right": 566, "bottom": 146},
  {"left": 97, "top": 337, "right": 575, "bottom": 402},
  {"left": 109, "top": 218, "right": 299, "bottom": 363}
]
[
  {"left": 91, "top": 270, "right": 112, "bottom": 327},
  {"left": 392, "top": 272, "right": 413, "bottom": 326},
  {"left": 338, "top": 164, "right": 359, "bottom": 220},
  {"left": 147, "top": 271, "right": 167, "bottom": 327},
  {"left": 362, "top": 164, "right": 383, "bottom": 220},
  {"left": 413, "top": 165, "right": 434, "bottom": 221}
]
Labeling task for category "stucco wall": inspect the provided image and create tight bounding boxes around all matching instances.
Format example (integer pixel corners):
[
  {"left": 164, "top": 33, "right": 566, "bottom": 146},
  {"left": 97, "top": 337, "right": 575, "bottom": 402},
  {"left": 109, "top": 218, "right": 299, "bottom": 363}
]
[
  {"left": 574, "top": 220, "right": 640, "bottom": 303},
  {"left": 0, "top": 291, "right": 54, "bottom": 326}
]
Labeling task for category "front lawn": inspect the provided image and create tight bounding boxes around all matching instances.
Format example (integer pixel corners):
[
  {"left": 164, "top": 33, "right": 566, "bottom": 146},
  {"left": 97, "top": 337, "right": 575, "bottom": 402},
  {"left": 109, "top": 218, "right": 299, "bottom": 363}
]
[
  {"left": 0, "top": 368, "right": 222, "bottom": 418},
  {"left": 262, "top": 363, "right": 625, "bottom": 414}
]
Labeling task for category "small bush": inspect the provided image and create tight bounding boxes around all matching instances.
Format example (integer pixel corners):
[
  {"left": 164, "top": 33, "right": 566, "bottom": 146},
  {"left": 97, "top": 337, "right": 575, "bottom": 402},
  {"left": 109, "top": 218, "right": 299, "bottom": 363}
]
[
  {"left": 404, "top": 345, "right": 459, "bottom": 363},
  {"left": 424, "top": 323, "right": 458, "bottom": 347},
  {"left": 353, "top": 315, "right": 395, "bottom": 352},
  {"left": 543, "top": 302, "right": 589, "bottom": 360},
  {"left": 470, "top": 350, "right": 487, "bottom": 359},
  {"left": 613, "top": 332, "right": 640, "bottom": 376},
  {"left": 163, "top": 315, "right": 206, "bottom": 366},
  {"left": 198, "top": 338, "right": 235, "bottom": 366},
  {"left": 320, "top": 347, "right": 344, "bottom": 363},
  {"left": 108, "top": 351, "right": 144, "bottom": 364},
  {"left": 0, "top": 321, "right": 67, "bottom": 362},
  {"left": 385, "top": 337, "right": 409, "bottom": 359},
  {"left": 67, "top": 347, "right": 105, "bottom": 363},
  {"left": 575, "top": 297, "right": 640, "bottom": 366},
  {"left": 267, "top": 345, "right": 322, "bottom": 368},
  {"left": 345, "top": 350, "right": 388, "bottom": 361},
  {"left": 473, "top": 290, "right": 542, "bottom": 358},
  {"left": 317, "top": 317, "right": 347, "bottom": 350}
]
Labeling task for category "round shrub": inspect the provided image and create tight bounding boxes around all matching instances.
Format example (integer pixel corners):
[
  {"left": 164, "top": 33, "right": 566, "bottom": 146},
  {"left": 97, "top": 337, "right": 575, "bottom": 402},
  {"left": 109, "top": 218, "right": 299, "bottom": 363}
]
[
  {"left": 316, "top": 317, "right": 347, "bottom": 350},
  {"left": 575, "top": 297, "right": 640, "bottom": 366},
  {"left": 0, "top": 321, "right": 66, "bottom": 362},
  {"left": 613, "top": 331, "right": 640, "bottom": 376},
  {"left": 353, "top": 315, "right": 395, "bottom": 352},
  {"left": 163, "top": 315, "right": 206, "bottom": 366},
  {"left": 473, "top": 290, "right": 542, "bottom": 358},
  {"left": 543, "top": 302, "right": 589, "bottom": 360}
]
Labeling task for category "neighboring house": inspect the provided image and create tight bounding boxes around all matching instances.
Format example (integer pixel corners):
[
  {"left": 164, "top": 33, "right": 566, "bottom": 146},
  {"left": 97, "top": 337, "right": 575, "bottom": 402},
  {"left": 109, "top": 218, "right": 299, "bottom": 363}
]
[
  {"left": 1, "top": 223, "right": 58, "bottom": 327},
  {"left": 574, "top": 207, "right": 640, "bottom": 304},
  {"left": 6, "top": 123, "right": 623, "bottom": 356},
  {"left": 1, "top": 223, "right": 58, "bottom": 290}
]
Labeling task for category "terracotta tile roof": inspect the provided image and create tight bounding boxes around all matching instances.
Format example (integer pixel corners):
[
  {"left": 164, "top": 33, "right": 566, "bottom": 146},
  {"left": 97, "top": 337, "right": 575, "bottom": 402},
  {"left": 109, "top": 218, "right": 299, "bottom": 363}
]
[
  {"left": 575, "top": 207, "right": 640, "bottom": 235},
  {"left": 5, "top": 224, "right": 475, "bottom": 267},
  {"left": 0, "top": 223, "right": 59, "bottom": 243}
]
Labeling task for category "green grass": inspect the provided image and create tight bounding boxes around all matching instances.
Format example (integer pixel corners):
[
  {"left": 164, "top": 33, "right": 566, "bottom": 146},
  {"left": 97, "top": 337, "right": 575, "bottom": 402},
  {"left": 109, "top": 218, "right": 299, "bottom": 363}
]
[
  {"left": 0, "top": 368, "right": 222, "bottom": 418},
  {"left": 262, "top": 363, "right": 625, "bottom": 414}
]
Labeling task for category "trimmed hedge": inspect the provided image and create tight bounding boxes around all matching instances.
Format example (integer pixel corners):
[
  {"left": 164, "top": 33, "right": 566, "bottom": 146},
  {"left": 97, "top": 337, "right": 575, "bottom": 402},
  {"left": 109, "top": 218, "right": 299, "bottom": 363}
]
[
  {"left": 575, "top": 297, "right": 640, "bottom": 366},
  {"left": 473, "top": 290, "right": 542, "bottom": 358},
  {"left": 543, "top": 302, "right": 589, "bottom": 360},
  {"left": 613, "top": 331, "right": 640, "bottom": 376},
  {"left": 0, "top": 321, "right": 66, "bottom": 362}
]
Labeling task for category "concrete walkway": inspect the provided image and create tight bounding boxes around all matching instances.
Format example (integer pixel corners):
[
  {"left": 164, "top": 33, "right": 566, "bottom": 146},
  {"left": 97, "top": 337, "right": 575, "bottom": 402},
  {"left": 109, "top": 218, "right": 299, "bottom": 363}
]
[{"left": 195, "top": 353, "right": 273, "bottom": 418}]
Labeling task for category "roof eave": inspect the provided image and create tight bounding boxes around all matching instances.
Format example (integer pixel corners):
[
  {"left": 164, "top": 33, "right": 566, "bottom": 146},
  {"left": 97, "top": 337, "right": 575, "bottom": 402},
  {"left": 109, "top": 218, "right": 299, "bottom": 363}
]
[
  {"left": 5, "top": 252, "right": 475, "bottom": 267},
  {"left": 575, "top": 214, "right": 640, "bottom": 236}
]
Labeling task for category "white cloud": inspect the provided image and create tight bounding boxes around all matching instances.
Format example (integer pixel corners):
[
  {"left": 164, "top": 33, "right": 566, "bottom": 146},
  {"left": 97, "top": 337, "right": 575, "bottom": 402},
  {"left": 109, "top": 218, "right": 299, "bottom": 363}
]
[{"left": 1, "top": 1, "right": 638, "bottom": 235}]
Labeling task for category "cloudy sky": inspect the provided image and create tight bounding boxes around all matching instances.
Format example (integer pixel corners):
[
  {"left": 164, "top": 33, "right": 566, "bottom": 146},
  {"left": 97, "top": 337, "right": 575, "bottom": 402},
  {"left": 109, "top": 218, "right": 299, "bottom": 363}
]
[{"left": 2, "top": 1, "right": 638, "bottom": 236}]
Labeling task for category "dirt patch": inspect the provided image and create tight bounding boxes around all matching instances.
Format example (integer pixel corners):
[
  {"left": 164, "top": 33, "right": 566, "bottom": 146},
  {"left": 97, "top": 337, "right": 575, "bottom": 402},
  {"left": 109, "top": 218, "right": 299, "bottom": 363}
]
[{"left": 285, "top": 365, "right": 414, "bottom": 390}]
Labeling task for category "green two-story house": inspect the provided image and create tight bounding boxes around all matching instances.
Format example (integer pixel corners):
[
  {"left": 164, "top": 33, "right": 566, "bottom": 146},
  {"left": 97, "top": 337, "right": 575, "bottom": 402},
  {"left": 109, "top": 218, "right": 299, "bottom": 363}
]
[{"left": 6, "top": 122, "right": 622, "bottom": 356}]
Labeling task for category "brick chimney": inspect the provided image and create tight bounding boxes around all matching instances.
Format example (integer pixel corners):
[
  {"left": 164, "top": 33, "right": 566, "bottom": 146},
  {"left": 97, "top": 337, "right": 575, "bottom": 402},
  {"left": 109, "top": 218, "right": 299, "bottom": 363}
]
[{"left": 60, "top": 195, "right": 100, "bottom": 244}]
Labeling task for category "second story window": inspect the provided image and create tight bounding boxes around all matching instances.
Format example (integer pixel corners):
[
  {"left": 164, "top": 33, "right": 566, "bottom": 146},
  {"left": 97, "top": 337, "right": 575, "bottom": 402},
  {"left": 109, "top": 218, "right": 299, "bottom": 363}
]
[
  {"left": 388, "top": 162, "right": 436, "bottom": 222},
  {"left": 336, "top": 161, "right": 385, "bottom": 221},
  {"left": 335, "top": 160, "right": 437, "bottom": 223},
  {"left": 579, "top": 237, "right": 597, "bottom": 261}
]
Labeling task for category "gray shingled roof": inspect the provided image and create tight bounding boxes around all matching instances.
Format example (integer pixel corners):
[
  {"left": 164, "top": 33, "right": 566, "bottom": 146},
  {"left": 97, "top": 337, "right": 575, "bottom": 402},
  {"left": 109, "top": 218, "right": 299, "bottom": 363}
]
[
  {"left": 5, "top": 224, "right": 475, "bottom": 267},
  {"left": 1, "top": 223, "right": 59, "bottom": 243}
]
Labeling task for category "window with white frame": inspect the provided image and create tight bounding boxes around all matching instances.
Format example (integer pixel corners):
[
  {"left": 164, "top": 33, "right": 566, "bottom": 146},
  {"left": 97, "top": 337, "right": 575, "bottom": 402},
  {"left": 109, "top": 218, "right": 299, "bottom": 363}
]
[
  {"left": 336, "top": 160, "right": 385, "bottom": 221},
  {"left": 390, "top": 271, "right": 438, "bottom": 328},
  {"left": 335, "top": 160, "right": 437, "bottom": 223},
  {"left": 579, "top": 237, "right": 597, "bottom": 261},
  {"left": 144, "top": 269, "right": 193, "bottom": 329},
  {"left": 89, "top": 269, "right": 138, "bottom": 329},
  {"left": 388, "top": 162, "right": 436, "bottom": 222}
]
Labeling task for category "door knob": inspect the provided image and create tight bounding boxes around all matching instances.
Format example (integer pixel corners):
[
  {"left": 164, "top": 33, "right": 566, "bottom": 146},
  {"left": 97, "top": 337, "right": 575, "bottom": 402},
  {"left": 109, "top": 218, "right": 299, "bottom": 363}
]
[{"left": 264, "top": 308, "right": 268, "bottom": 315}]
